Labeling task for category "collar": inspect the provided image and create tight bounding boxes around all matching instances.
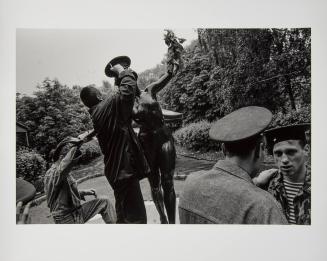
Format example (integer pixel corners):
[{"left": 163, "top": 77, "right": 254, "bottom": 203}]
[
  {"left": 213, "top": 160, "right": 254, "bottom": 184},
  {"left": 270, "top": 164, "right": 311, "bottom": 194},
  {"left": 88, "top": 105, "right": 96, "bottom": 114}
]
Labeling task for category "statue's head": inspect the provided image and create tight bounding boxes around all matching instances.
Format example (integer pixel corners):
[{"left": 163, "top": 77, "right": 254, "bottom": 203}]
[{"left": 80, "top": 86, "right": 102, "bottom": 108}]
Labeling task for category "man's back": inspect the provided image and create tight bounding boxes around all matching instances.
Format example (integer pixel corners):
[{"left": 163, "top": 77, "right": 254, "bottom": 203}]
[{"left": 179, "top": 160, "right": 288, "bottom": 224}]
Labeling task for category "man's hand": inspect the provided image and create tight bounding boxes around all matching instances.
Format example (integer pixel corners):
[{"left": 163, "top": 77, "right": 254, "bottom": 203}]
[
  {"left": 89, "top": 189, "right": 97, "bottom": 198},
  {"left": 79, "top": 189, "right": 97, "bottom": 200},
  {"left": 253, "top": 168, "right": 278, "bottom": 187},
  {"left": 78, "top": 130, "right": 96, "bottom": 143},
  {"left": 16, "top": 201, "right": 32, "bottom": 224},
  {"left": 110, "top": 64, "right": 124, "bottom": 77}
]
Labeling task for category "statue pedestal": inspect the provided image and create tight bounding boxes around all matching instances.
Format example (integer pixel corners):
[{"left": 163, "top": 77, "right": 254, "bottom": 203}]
[{"left": 162, "top": 109, "right": 183, "bottom": 123}]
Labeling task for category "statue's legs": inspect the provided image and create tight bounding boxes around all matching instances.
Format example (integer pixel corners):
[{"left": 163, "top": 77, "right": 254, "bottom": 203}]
[
  {"left": 148, "top": 170, "right": 168, "bottom": 224},
  {"left": 139, "top": 132, "right": 168, "bottom": 224},
  {"left": 159, "top": 138, "right": 176, "bottom": 224}
]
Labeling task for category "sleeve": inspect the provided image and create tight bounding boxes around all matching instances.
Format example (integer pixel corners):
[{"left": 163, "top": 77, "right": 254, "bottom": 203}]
[
  {"left": 246, "top": 196, "right": 288, "bottom": 224},
  {"left": 118, "top": 70, "right": 137, "bottom": 102},
  {"left": 53, "top": 146, "right": 79, "bottom": 188},
  {"left": 264, "top": 202, "right": 288, "bottom": 224}
]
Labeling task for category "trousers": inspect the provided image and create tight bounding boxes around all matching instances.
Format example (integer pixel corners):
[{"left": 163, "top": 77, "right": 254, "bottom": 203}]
[
  {"left": 113, "top": 176, "right": 147, "bottom": 224},
  {"left": 52, "top": 197, "right": 116, "bottom": 224}
]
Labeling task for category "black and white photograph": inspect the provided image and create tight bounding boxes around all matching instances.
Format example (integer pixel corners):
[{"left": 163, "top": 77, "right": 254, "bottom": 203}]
[
  {"left": 15, "top": 28, "right": 311, "bottom": 225},
  {"left": 1, "top": 1, "right": 327, "bottom": 261}
]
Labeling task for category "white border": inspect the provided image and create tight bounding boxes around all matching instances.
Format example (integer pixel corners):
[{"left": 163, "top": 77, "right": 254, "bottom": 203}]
[{"left": 1, "top": 1, "right": 327, "bottom": 260}]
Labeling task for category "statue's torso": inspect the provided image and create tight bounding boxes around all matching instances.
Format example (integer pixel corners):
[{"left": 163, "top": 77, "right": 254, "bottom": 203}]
[{"left": 133, "top": 91, "right": 165, "bottom": 132}]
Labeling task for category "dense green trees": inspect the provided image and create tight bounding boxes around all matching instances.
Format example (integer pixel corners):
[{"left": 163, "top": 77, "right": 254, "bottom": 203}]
[
  {"left": 160, "top": 29, "right": 310, "bottom": 125},
  {"left": 16, "top": 79, "right": 93, "bottom": 160}
]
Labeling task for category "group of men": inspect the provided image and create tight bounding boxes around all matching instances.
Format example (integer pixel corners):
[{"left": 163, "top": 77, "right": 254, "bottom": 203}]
[
  {"left": 179, "top": 107, "right": 311, "bottom": 225},
  {"left": 43, "top": 55, "right": 311, "bottom": 225}
]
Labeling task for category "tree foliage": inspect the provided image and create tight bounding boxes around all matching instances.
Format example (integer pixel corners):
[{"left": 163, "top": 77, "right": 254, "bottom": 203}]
[
  {"left": 16, "top": 148, "right": 46, "bottom": 181},
  {"left": 137, "top": 63, "right": 166, "bottom": 90},
  {"left": 16, "top": 79, "right": 93, "bottom": 160},
  {"left": 160, "top": 29, "right": 311, "bottom": 125}
]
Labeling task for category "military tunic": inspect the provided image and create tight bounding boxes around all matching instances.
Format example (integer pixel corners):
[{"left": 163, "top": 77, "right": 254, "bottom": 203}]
[{"left": 179, "top": 160, "right": 288, "bottom": 224}]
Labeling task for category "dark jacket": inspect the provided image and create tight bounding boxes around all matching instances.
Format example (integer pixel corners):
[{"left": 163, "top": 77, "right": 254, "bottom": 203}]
[{"left": 89, "top": 69, "right": 150, "bottom": 187}]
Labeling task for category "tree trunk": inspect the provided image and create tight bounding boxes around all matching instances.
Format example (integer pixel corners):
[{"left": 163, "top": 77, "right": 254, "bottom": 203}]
[{"left": 285, "top": 75, "right": 296, "bottom": 111}]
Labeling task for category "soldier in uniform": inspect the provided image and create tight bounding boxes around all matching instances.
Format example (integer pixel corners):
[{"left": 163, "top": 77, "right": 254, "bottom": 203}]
[
  {"left": 179, "top": 106, "right": 288, "bottom": 224},
  {"left": 80, "top": 56, "right": 150, "bottom": 224},
  {"left": 254, "top": 124, "right": 311, "bottom": 225}
]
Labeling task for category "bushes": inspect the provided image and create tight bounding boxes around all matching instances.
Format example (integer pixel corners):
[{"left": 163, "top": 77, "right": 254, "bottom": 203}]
[
  {"left": 174, "top": 106, "right": 311, "bottom": 153},
  {"left": 78, "top": 139, "right": 102, "bottom": 164},
  {"left": 270, "top": 106, "right": 311, "bottom": 128},
  {"left": 16, "top": 148, "right": 46, "bottom": 181},
  {"left": 16, "top": 148, "right": 47, "bottom": 193},
  {"left": 173, "top": 120, "right": 221, "bottom": 151}
]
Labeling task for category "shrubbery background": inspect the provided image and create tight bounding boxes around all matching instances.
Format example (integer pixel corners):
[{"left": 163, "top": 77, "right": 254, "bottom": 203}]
[
  {"left": 78, "top": 140, "right": 102, "bottom": 164},
  {"left": 16, "top": 148, "right": 47, "bottom": 193},
  {"left": 173, "top": 121, "right": 220, "bottom": 151}
]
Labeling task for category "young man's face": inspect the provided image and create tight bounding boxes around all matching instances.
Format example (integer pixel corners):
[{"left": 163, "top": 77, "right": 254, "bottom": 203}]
[{"left": 273, "top": 140, "right": 307, "bottom": 180}]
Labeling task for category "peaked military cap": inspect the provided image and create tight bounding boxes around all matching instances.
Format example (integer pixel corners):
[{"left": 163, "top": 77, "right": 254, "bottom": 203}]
[
  {"left": 105, "top": 56, "right": 131, "bottom": 77},
  {"left": 264, "top": 123, "right": 310, "bottom": 154},
  {"left": 209, "top": 106, "right": 273, "bottom": 143},
  {"left": 16, "top": 178, "right": 36, "bottom": 204}
]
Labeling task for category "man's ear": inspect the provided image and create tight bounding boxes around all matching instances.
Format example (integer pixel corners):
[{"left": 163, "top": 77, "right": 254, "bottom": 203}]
[
  {"left": 303, "top": 144, "right": 310, "bottom": 157},
  {"left": 260, "top": 142, "right": 264, "bottom": 153},
  {"left": 222, "top": 143, "right": 226, "bottom": 157},
  {"left": 253, "top": 142, "right": 263, "bottom": 160},
  {"left": 96, "top": 91, "right": 103, "bottom": 101}
]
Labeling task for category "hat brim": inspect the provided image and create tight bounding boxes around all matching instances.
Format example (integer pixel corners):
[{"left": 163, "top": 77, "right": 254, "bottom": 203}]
[
  {"left": 16, "top": 178, "right": 36, "bottom": 204},
  {"left": 264, "top": 123, "right": 311, "bottom": 154},
  {"left": 209, "top": 106, "right": 273, "bottom": 143},
  {"left": 105, "top": 56, "right": 131, "bottom": 77}
]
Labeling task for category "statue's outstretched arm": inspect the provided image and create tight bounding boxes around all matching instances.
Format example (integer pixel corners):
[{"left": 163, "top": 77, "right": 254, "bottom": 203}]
[{"left": 145, "top": 72, "right": 173, "bottom": 100}]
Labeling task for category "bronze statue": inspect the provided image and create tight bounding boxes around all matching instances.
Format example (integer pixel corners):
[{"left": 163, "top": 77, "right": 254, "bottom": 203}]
[
  {"left": 133, "top": 73, "right": 175, "bottom": 224},
  {"left": 132, "top": 30, "right": 184, "bottom": 223}
]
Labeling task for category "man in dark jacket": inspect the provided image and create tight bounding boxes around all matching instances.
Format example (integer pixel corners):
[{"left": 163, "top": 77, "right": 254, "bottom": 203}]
[{"left": 80, "top": 57, "right": 150, "bottom": 223}]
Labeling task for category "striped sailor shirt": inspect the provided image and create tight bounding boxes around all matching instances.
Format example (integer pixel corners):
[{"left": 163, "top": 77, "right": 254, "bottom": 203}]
[
  {"left": 267, "top": 166, "right": 311, "bottom": 225},
  {"left": 283, "top": 180, "right": 304, "bottom": 224}
]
